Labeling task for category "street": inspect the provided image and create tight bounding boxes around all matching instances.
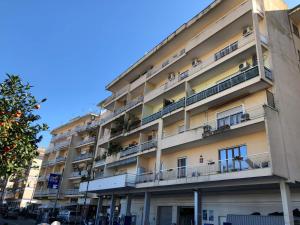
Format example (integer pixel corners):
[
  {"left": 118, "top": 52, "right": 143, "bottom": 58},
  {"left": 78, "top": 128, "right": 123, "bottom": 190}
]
[{"left": 0, "top": 217, "right": 36, "bottom": 225}]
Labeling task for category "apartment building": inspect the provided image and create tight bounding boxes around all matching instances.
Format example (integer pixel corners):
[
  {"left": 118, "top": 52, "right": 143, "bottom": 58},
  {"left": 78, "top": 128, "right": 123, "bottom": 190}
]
[
  {"left": 34, "top": 114, "right": 100, "bottom": 211},
  {"left": 75, "top": 1, "right": 300, "bottom": 225},
  {"left": 4, "top": 148, "right": 45, "bottom": 208}
]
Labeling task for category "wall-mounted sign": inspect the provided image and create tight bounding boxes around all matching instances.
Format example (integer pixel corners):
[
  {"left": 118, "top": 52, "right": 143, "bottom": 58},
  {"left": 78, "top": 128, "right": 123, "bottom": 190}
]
[{"left": 47, "top": 173, "right": 61, "bottom": 189}]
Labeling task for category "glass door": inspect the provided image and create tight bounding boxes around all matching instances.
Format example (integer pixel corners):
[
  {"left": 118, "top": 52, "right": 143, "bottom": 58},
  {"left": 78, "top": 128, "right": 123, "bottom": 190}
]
[
  {"left": 219, "top": 145, "right": 247, "bottom": 173},
  {"left": 177, "top": 157, "right": 187, "bottom": 178}
]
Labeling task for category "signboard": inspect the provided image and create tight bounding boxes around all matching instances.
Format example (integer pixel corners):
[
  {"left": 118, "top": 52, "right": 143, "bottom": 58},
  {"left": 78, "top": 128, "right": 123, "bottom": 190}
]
[{"left": 47, "top": 173, "right": 61, "bottom": 189}]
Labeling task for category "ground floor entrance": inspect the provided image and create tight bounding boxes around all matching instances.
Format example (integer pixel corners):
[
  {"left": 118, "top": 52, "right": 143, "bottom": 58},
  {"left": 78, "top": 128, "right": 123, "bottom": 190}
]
[{"left": 179, "top": 207, "right": 194, "bottom": 225}]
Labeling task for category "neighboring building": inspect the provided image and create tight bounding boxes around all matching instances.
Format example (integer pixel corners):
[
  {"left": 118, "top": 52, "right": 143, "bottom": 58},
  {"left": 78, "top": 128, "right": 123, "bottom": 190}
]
[
  {"left": 4, "top": 148, "right": 45, "bottom": 208},
  {"left": 34, "top": 114, "right": 100, "bottom": 212},
  {"left": 37, "top": 0, "right": 300, "bottom": 225}
]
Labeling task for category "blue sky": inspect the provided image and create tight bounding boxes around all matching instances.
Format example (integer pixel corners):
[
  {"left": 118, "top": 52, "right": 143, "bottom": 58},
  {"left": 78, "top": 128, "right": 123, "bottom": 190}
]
[{"left": 0, "top": 0, "right": 298, "bottom": 148}]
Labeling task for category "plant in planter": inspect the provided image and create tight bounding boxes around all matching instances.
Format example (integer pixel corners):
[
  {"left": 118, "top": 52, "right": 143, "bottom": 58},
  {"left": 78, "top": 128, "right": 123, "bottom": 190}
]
[
  {"left": 107, "top": 142, "right": 122, "bottom": 156},
  {"left": 111, "top": 117, "right": 125, "bottom": 136}
]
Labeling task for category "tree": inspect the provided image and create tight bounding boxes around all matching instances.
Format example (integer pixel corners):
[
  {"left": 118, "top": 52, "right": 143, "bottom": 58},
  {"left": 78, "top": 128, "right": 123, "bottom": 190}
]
[{"left": 0, "top": 74, "right": 48, "bottom": 200}]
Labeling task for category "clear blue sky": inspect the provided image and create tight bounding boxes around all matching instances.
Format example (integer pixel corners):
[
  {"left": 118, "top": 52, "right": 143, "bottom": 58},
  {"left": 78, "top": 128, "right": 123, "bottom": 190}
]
[{"left": 0, "top": 0, "right": 298, "bottom": 148}]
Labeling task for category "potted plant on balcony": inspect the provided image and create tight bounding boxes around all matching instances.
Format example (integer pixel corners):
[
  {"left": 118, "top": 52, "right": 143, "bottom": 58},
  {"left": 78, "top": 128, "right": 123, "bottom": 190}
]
[{"left": 107, "top": 142, "right": 122, "bottom": 156}]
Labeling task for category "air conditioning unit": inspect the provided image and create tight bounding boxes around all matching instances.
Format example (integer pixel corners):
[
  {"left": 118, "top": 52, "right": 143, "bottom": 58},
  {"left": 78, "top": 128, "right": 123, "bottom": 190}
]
[
  {"left": 192, "top": 58, "right": 201, "bottom": 67},
  {"left": 168, "top": 72, "right": 176, "bottom": 81},
  {"left": 243, "top": 26, "right": 253, "bottom": 37},
  {"left": 239, "top": 61, "right": 250, "bottom": 71}
]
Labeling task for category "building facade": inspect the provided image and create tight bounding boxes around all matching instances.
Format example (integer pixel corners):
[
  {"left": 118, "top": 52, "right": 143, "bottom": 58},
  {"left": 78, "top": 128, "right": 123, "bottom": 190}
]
[
  {"left": 34, "top": 114, "right": 100, "bottom": 211},
  {"left": 4, "top": 148, "right": 45, "bottom": 208},
  {"left": 38, "top": 0, "right": 300, "bottom": 225}
]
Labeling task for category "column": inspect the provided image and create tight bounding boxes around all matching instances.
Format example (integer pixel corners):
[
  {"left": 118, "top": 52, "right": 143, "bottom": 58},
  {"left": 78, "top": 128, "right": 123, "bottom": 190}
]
[
  {"left": 95, "top": 196, "right": 103, "bottom": 225},
  {"left": 280, "top": 181, "right": 294, "bottom": 225},
  {"left": 171, "top": 206, "right": 178, "bottom": 224},
  {"left": 194, "top": 190, "right": 202, "bottom": 225},
  {"left": 142, "top": 192, "right": 151, "bottom": 225},
  {"left": 125, "top": 194, "right": 132, "bottom": 216},
  {"left": 109, "top": 194, "right": 116, "bottom": 225}
]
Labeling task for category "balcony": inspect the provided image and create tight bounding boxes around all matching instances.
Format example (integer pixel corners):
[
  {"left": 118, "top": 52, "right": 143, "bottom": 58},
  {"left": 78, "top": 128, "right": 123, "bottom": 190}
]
[
  {"left": 161, "top": 105, "right": 265, "bottom": 150},
  {"left": 142, "top": 98, "right": 186, "bottom": 125},
  {"left": 42, "top": 159, "right": 56, "bottom": 167},
  {"left": 74, "top": 120, "right": 101, "bottom": 133},
  {"left": 120, "top": 139, "right": 158, "bottom": 158},
  {"left": 146, "top": 48, "right": 186, "bottom": 80},
  {"left": 55, "top": 156, "right": 67, "bottom": 164},
  {"left": 102, "top": 96, "right": 144, "bottom": 125},
  {"left": 103, "top": 85, "right": 130, "bottom": 107},
  {"left": 34, "top": 189, "right": 58, "bottom": 197},
  {"left": 79, "top": 173, "right": 136, "bottom": 192},
  {"left": 74, "top": 137, "right": 96, "bottom": 148},
  {"left": 72, "top": 153, "right": 94, "bottom": 163},
  {"left": 130, "top": 75, "right": 146, "bottom": 91},
  {"left": 98, "top": 134, "right": 111, "bottom": 146},
  {"left": 64, "top": 189, "right": 82, "bottom": 197},
  {"left": 94, "top": 159, "right": 106, "bottom": 168},
  {"left": 136, "top": 153, "right": 271, "bottom": 185},
  {"left": 54, "top": 140, "right": 70, "bottom": 151},
  {"left": 187, "top": 66, "right": 260, "bottom": 106},
  {"left": 69, "top": 170, "right": 88, "bottom": 179}
]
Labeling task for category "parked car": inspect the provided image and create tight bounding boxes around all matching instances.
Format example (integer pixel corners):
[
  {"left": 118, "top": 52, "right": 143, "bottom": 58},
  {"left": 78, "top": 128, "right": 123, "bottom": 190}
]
[
  {"left": 3, "top": 208, "right": 19, "bottom": 219},
  {"left": 57, "top": 210, "right": 78, "bottom": 223}
]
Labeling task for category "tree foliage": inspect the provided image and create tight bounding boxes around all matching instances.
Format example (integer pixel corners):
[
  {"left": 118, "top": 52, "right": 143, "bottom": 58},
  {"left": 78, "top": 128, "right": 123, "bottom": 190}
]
[{"left": 0, "top": 74, "right": 48, "bottom": 179}]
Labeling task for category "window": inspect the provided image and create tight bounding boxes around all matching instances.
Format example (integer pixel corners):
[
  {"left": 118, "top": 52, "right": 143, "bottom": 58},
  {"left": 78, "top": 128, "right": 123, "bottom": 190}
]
[
  {"left": 177, "top": 157, "right": 187, "bottom": 178},
  {"left": 219, "top": 145, "right": 248, "bottom": 173},
  {"left": 217, "top": 106, "right": 243, "bottom": 128},
  {"left": 292, "top": 23, "right": 300, "bottom": 38}
]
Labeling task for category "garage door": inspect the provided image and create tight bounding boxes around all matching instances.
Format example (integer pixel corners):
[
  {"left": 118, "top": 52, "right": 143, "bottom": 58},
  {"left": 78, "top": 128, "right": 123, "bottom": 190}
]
[{"left": 157, "top": 206, "right": 172, "bottom": 225}]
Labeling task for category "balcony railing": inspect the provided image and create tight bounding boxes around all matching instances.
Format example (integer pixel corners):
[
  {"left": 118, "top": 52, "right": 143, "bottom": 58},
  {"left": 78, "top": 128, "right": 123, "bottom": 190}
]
[
  {"left": 186, "top": 66, "right": 260, "bottom": 106},
  {"left": 73, "top": 153, "right": 94, "bottom": 162},
  {"left": 75, "top": 137, "right": 96, "bottom": 148},
  {"left": 55, "top": 156, "right": 67, "bottom": 164},
  {"left": 162, "top": 97, "right": 185, "bottom": 116},
  {"left": 54, "top": 140, "right": 70, "bottom": 151},
  {"left": 161, "top": 105, "right": 265, "bottom": 148},
  {"left": 69, "top": 170, "right": 88, "bottom": 178},
  {"left": 79, "top": 173, "right": 136, "bottom": 192},
  {"left": 64, "top": 189, "right": 80, "bottom": 196},
  {"left": 142, "top": 97, "right": 186, "bottom": 125},
  {"left": 120, "top": 139, "right": 158, "bottom": 158},
  {"left": 34, "top": 189, "right": 58, "bottom": 197},
  {"left": 136, "top": 152, "right": 270, "bottom": 183},
  {"left": 120, "top": 145, "right": 140, "bottom": 158},
  {"left": 146, "top": 48, "right": 186, "bottom": 79}
]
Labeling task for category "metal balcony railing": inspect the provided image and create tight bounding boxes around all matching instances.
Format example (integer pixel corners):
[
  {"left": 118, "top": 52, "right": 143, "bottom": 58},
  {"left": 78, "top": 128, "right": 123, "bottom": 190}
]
[
  {"left": 54, "top": 140, "right": 70, "bottom": 151},
  {"left": 186, "top": 66, "right": 260, "bottom": 106},
  {"left": 142, "top": 97, "right": 185, "bottom": 125},
  {"left": 120, "top": 139, "right": 158, "bottom": 158},
  {"left": 75, "top": 137, "right": 96, "bottom": 148},
  {"left": 162, "top": 97, "right": 185, "bottom": 116},
  {"left": 70, "top": 170, "right": 88, "bottom": 178},
  {"left": 136, "top": 152, "right": 270, "bottom": 183},
  {"left": 73, "top": 153, "right": 94, "bottom": 162},
  {"left": 55, "top": 156, "right": 66, "bottom": 164},
  {"left": 64, "top": 189, "right": 80, "bottom": 196}
]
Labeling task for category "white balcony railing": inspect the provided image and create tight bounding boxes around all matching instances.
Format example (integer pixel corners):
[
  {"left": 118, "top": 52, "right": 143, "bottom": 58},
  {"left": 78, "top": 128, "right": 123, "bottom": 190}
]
[
  {"left": 79, "top": 173, "right": 136, "bottom": 192},
  {"left": 136, "top": 152, "right": 270, "bottom": 184}
]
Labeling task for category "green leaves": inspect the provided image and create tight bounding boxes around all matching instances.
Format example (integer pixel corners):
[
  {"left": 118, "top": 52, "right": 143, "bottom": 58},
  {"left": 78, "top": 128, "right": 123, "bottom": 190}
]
[{"left": 0, "top": 74, "right": 48, "bottom": 178}]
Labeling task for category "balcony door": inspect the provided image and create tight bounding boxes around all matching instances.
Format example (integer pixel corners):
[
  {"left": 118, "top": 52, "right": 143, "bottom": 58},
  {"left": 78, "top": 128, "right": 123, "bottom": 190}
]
[
  {"left": 177, "top": 157, "right": 187, "bottom": 178},
  {"left": 219, "top": 145, "right": 247, "bottom": 173}
]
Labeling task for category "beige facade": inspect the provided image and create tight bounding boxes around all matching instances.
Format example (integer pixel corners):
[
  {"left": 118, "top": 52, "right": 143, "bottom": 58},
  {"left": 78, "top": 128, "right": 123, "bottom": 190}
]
[
  {"left": 38, "top": 0, "right": 300, "bottom": 224},
  {"left": 34, "top": 114, "right": 100, "bottom": 208},
  {"left": 4, "top": 148, "right": 45, "bottom": 208}
]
